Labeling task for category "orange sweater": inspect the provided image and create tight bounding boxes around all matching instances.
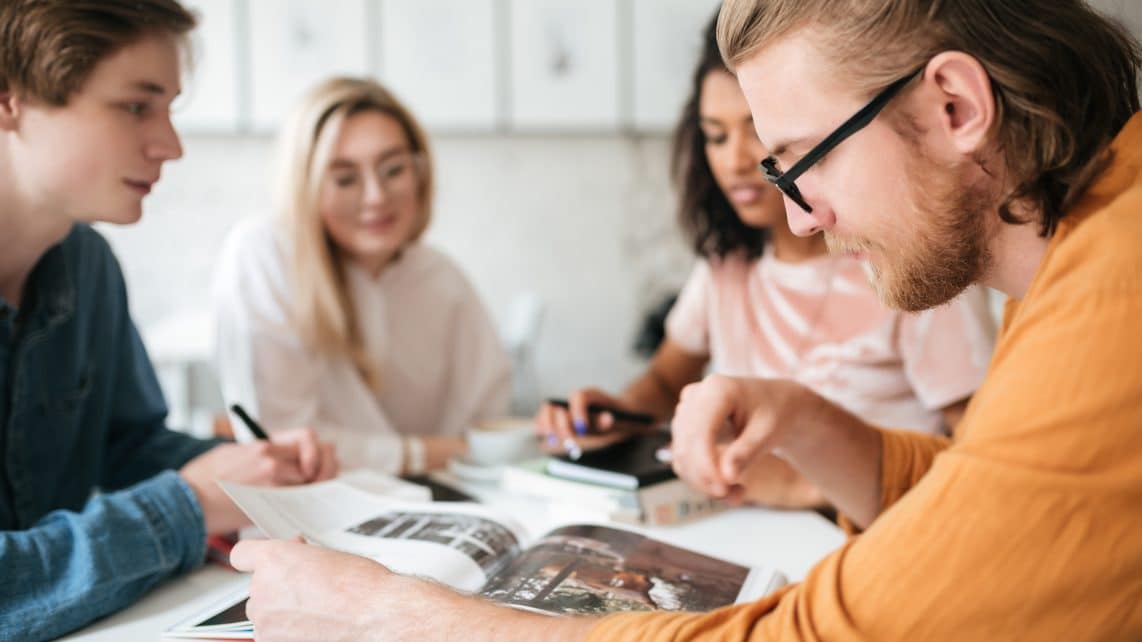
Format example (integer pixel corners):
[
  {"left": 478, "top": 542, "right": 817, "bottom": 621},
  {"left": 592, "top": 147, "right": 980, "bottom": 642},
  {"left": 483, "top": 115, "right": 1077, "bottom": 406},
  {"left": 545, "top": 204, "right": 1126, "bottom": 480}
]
[{"left": 588, "top": 113, "right": 1142, "bottom": 641}]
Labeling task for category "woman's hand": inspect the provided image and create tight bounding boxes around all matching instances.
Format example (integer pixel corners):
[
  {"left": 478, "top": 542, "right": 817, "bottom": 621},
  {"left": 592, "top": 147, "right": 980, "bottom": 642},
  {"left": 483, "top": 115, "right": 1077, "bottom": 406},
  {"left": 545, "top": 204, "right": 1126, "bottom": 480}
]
[{"left": 534, "top": 388, "right": 648, "bottom": 453}]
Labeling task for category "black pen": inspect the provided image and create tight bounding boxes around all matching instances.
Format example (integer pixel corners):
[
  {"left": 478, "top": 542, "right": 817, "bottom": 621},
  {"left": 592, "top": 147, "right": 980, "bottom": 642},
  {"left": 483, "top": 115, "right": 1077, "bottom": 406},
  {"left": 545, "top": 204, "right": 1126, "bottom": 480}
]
[
  {"left": 545, "top": 398, "right": 656, "bottom": 425},
  {"left": 229, "top": 403, "right": 270, "bottom": 441}
]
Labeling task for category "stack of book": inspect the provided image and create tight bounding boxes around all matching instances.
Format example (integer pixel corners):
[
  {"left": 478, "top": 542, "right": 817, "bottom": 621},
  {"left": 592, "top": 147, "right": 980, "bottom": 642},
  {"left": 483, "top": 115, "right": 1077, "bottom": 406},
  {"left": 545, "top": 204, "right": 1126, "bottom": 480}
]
[{"left": 501, "top": 433, "right": 725, "bottom": 526}]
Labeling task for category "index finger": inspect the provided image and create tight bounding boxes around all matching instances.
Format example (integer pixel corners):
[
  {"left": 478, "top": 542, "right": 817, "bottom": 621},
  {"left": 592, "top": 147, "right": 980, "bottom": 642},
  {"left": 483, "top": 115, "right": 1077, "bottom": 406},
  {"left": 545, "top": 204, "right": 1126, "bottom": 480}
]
[
  {"left": 568, "top": 390, "right": 595, "bottom": 436},
  {"left": 294, "top": 429, "right": 321, "bottom": 481},
  {"left": 317, "top": 442, "right": 339, "bottom": 481},
  {"left": 673, "top": 380, "right": 734, "bottom": 497}
]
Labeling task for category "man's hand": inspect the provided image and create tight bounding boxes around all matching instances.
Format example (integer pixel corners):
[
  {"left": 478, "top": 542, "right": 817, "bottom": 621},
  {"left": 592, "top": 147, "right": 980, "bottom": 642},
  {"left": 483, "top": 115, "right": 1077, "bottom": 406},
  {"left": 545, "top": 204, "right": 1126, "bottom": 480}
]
[
  {"left": 232, "top": 540, "right": 416, "bottom": 642},
  {"left": 733, "top": 452, "right": 826, "bottom": 509},
  {"left": 230, "top": 540, "right": 599, "bottom": 642},
  {"left": 670, "top": 375, "right": 882, "bottom": 526},
  {"left": 269, "top": 427, "right": 339, "bottom": 481},
  {"left": 669, "top": 375, "right": 811, "bottom": 499},
  {"left": 179, "top": 428, "right": 338, "bottom": 534}
]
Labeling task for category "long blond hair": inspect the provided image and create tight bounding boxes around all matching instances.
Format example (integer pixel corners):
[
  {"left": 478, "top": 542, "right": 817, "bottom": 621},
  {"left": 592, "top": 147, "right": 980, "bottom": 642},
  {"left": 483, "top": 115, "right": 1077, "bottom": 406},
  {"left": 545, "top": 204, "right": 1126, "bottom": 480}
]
[{"left": 274, "top": 76, "right": 435, "bottom": 391}]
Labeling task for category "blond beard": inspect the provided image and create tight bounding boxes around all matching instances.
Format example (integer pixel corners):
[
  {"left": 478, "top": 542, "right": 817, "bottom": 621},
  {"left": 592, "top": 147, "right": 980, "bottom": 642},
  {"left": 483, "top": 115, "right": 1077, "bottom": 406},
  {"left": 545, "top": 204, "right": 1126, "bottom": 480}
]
[{"left": 826, "top": 157, "right": 994, "bottom": 312}]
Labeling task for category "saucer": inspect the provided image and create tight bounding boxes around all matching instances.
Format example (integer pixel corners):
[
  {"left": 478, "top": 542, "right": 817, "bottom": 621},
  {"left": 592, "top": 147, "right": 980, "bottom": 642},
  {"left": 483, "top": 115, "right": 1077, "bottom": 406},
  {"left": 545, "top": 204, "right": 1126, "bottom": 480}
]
[{"left": 446, "top": 454, "right": 504, "bottom": 483}]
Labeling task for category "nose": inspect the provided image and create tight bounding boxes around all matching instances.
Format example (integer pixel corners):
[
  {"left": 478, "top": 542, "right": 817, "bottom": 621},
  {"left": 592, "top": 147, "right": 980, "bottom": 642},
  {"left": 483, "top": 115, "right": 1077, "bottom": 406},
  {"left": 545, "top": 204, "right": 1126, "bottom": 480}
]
[
  {"left": 362, "top": 173, "right": 385, "bottom": 207},
  {"left": 728, "top": 132, "right": 756, "bottom": 174},
  {"left": 146, "top": 115, "right": 183, "bottom": 162},
  {"left": 784, "top": 193, "right": 834, "bottom": 237}
]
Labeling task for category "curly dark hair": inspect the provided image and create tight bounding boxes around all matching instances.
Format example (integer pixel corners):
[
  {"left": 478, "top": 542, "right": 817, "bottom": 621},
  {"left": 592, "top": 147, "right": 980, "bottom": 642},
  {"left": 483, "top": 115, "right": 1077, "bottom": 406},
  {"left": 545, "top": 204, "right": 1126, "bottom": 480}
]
[{"left": 671, "top": 12, "right": 767, "bottom": 261}]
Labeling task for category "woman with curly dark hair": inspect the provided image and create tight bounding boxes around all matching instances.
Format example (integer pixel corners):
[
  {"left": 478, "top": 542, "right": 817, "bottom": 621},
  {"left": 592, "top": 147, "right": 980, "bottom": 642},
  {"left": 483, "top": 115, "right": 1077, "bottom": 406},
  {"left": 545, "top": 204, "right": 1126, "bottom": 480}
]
[{"left": 536, "top": 13, "right": 997, "bottom": 509}]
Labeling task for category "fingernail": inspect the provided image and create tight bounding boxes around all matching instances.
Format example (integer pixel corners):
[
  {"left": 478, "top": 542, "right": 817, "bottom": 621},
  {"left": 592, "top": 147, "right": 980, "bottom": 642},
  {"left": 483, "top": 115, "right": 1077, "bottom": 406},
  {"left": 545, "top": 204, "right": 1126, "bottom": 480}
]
[
  {"left": 546, "top": 434, "right": 559, "bottom": 446},
  {"left": 564, "top": 439, "right": 583, "bottom": 461},
  {"left": 573, "top": 419, "right": 588, "bottom": 435}
]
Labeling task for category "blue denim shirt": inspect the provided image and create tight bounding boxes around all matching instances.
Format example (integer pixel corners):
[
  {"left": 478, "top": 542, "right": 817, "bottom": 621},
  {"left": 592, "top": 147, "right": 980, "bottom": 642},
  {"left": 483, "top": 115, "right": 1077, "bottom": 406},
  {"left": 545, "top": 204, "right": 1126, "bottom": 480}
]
[{"left": 0, "top": 225, "right": 223, "bottom": 642}]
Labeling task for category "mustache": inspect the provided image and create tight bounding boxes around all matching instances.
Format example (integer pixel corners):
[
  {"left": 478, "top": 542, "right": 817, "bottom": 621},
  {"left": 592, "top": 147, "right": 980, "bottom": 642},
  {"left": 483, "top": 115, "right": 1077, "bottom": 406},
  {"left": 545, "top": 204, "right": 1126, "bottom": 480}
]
[{"left": 824, "top": 232, "right": 873, "bottom": 255}]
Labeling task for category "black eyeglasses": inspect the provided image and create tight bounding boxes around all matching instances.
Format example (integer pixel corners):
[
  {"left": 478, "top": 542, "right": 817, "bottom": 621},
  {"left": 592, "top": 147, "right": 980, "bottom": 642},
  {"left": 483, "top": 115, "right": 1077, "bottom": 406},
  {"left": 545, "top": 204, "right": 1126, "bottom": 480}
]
[{"left": 759, "top": 70, "right": 922, "bottom": 213}]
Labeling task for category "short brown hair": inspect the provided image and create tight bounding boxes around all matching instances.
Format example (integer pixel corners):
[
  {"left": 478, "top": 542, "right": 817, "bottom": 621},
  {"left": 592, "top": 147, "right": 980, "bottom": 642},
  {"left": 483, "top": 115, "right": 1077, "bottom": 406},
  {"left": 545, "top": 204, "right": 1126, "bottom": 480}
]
[
  {"left": 0, "top": 0, "right": 196, "bottom": 106},
  {"left": 716, "top": 0, "right": 1141, "bottom": 237}
]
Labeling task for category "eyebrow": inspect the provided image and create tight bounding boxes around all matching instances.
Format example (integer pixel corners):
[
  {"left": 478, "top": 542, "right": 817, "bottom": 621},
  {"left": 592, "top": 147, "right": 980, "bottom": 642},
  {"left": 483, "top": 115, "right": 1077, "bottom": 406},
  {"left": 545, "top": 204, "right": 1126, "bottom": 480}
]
[
  {"left": 328, "top": 146, "right": 411, "bottom": 169},
  {"left": 699, "top": 115, "right": 755, "bottom": 130},
  {"left": 768, "top": 136, "right": 812, "bottom": 158},
  {"left": 132, "top": 80, "right": 179, "bottom": 97}
]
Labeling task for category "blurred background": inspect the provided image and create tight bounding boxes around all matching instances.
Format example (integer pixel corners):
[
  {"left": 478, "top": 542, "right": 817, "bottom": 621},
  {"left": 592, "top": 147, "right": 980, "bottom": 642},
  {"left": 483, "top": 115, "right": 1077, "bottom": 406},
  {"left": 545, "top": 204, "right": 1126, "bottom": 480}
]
[{"left": 99, "top": 0, "right": 1142, "bottom": 436}]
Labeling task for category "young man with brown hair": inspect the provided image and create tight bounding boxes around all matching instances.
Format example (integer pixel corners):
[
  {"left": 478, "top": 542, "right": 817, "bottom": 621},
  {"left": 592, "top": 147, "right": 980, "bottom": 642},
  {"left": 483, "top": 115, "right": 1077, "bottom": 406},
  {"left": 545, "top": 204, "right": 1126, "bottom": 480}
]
[
  {"left": 232, "top": 0, "right": 1142, "bottom": 640},
  {"left": 0, "top": 2, "right": 337, "bottom": 640}
]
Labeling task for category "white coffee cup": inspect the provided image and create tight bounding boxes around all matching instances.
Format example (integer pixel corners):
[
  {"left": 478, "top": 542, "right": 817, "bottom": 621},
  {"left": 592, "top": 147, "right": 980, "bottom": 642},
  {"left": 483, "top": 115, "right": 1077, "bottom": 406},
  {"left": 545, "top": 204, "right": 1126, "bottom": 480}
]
[{"left": 465, "top": 417, "right": 539, "bottom": 466}]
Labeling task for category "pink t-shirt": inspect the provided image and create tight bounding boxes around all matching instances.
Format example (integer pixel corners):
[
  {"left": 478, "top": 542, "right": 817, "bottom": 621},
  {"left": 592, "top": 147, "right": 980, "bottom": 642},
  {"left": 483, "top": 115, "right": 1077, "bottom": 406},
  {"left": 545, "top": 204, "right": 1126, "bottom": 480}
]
[{"left": 665, "top": 249, "right": 996, "bottom": 434}]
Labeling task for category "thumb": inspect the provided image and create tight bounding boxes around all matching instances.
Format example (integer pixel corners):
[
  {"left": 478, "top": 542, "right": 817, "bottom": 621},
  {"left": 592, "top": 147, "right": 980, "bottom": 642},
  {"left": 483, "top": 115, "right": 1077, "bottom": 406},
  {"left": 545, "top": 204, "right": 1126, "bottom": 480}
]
[
  {"left": 229, "top": 540, "right": 268, "bottom": 572},
  {"left": 719, "top": 428, "right": 769, "bottom": 483}
]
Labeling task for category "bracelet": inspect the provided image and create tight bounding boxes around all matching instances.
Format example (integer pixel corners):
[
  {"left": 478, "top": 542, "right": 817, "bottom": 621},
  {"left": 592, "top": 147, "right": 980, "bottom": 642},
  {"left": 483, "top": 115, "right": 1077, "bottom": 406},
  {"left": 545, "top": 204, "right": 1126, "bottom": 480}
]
[{"left": 404, "top": 436, "right": 426, "bottom": 475}]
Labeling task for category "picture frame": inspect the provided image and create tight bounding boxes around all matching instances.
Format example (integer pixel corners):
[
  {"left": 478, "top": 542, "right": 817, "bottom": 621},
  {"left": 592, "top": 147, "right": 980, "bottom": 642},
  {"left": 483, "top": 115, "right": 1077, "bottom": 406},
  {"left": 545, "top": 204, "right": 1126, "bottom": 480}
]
[
  {"left": 629, "top": 0, "right": 723, "bottom": 132},
  {"left": 247, "top": 0, "right": 370, "bottom": 132},
  {"left": 174, "top": 0, "right": 242, "bottom": 133},
  {"left": 508, "top": 0, "right": 621, "bottom": 132},
  {"left": 377, "top": 0, "right": 502, "bottom": 132}
]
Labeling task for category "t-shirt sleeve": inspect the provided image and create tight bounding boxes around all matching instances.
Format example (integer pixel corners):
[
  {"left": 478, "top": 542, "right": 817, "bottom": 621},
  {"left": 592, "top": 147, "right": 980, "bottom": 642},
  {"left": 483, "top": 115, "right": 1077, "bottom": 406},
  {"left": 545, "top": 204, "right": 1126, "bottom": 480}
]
[
  {"left": 896, "top": 285, "right": 996, "bottom": 410},
  {"left": 665, "top": 261, "right": 714, "bottom": 357}
]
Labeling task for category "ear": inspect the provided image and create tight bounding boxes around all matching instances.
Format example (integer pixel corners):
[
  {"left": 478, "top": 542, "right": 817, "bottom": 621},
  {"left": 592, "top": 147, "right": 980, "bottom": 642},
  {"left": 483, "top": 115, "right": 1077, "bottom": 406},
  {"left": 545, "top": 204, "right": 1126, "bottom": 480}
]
[
  {"left": 0, "top": 90, "right": 21, "bottom": 132},
  {"left": 923, "top": 52, "right": 995, "bottom": 156}
]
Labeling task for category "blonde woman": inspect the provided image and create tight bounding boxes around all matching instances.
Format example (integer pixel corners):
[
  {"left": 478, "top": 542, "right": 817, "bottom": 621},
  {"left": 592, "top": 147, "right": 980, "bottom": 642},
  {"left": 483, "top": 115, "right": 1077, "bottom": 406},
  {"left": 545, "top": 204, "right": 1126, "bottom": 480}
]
[{"left": 213, "top": 77, "right": 511, "bottom": 475}]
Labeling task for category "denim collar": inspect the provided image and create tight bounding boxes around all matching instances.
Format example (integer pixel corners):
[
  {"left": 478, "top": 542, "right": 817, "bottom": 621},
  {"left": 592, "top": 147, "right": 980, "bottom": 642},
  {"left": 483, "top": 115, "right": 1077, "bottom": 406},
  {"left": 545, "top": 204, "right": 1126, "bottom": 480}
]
[{"left": 22, "top": 235, "right": 76, "bottom": 337}]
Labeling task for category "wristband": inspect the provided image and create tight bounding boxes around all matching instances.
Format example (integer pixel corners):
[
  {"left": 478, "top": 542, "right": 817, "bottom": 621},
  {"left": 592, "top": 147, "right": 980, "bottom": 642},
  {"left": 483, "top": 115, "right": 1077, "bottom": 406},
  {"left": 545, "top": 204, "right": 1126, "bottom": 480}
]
[{"left": 404, "top": 436, "right": 426, "bottom": 475}]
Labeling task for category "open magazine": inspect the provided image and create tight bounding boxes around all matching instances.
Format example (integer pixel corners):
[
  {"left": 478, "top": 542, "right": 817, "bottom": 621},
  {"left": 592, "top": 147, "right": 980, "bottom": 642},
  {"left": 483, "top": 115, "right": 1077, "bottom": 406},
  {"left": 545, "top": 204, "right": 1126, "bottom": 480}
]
[{"left": 166, "top": 473, "right": 787, "bottom": 639}]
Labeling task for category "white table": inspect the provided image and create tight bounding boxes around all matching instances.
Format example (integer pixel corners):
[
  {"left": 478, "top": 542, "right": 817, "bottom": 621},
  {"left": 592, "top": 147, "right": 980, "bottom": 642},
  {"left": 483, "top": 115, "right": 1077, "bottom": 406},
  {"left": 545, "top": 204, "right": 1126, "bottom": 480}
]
[{"left": 62, "top": 476, "right": 844, "bottom": 642}]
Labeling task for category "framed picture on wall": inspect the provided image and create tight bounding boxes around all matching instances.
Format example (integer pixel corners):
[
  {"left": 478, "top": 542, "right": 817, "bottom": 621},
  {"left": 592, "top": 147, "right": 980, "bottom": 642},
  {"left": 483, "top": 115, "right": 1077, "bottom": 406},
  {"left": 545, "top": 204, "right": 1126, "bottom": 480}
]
[
  {"left": 247, "top": 0, "right": 370, "bottom": 132},
  {"left": 174, "top": 0, "right": 241, "bottom": 133},
  {"left": 630, "top": 0, "right": 723, "bottom": 132},
  {"left": 377, "top": 0, "right": 500, "bottom": 132},
  {"left": 508, "top": 0, "right": 621, "bottom": 132}
]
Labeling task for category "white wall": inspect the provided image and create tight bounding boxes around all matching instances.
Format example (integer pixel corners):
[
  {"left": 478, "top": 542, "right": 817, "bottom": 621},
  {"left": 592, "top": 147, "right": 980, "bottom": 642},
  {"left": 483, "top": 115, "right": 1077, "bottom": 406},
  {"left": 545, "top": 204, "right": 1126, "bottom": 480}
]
[{"left": 99, "top": 133, "right": 694, "bottom": 420}]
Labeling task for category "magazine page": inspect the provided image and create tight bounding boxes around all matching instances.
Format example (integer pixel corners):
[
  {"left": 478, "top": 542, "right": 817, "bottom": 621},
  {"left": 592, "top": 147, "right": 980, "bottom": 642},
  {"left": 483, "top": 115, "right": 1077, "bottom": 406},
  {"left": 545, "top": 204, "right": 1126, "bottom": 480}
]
[
  {"left": 314, "top": 502, "right": 529, "bottom": 592},
  {"left": 220, "top": 478, "right": 531, "bottom": 592},
  {"left": 478, "top": 524, "right": 784, "bottom": 616},
  {"left": 218, "top": 470, "right": 432, "bottom": 539}
]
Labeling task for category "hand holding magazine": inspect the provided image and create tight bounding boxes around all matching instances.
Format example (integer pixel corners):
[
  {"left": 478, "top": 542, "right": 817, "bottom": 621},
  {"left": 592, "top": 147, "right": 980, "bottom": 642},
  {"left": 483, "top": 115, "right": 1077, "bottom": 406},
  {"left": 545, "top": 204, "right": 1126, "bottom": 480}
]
[{"left": 166, "top": 472, "right": 787, "bottom": 639}]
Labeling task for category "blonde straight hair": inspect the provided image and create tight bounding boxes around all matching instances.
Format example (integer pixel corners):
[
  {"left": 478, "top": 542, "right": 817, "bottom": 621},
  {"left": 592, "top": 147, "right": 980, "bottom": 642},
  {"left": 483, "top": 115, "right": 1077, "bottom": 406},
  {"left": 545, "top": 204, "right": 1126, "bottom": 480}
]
[{"left": 274, "top": 76, "right": 435, "bottom": 392}]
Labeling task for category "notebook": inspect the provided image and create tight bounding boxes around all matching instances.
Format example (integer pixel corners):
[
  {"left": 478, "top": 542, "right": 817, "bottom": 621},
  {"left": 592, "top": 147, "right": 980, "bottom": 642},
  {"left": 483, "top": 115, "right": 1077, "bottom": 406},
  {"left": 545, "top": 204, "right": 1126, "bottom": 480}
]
[{"left": 546, "top": 432, "right": 675, "bottom": 490}]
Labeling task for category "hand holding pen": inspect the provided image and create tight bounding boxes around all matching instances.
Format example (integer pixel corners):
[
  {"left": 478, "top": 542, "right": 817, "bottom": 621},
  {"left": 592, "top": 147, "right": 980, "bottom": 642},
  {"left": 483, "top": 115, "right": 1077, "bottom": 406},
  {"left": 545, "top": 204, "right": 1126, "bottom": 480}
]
[
  {"left": 229, "top": 403, "right": 340, "bottom": 480},
  {"left": 533, "top": 389, "right": 656, "bottom": 460}
]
